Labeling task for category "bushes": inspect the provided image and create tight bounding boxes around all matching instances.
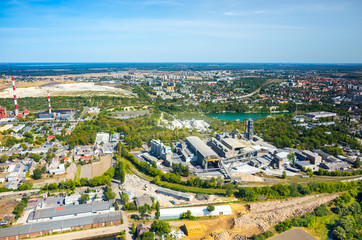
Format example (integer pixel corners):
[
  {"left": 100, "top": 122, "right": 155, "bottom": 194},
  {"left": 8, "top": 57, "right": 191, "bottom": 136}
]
[
  {"left": 151, "top": 220, "right": 171, "bottom": 236},
  {"left": 13, "top": 197, "right": 29, "bottom": 219},
  {"left": 314, "top": 204, "right": 329, "bottom": 217},
  {"left": 181, "top": 210, "right": 195, "bottom": 220},
  {"left": 172, "top": 163, "right": 189, "bottom": 177},
  {"left": 275, "top": 213, "right": 316, "bottom": 233},
  {"left": 251, "top": 230, "right": 274, "bottom": 240}
]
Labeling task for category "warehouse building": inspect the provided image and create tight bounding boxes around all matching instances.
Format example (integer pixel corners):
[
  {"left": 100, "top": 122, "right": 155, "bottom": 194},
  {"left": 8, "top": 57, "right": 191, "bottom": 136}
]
[
  {"left": 27, "top": 201, "right": 114, "bottom": 223},
  {"left": 304, "top": 111, "right": 337, "bottom": 120},
  {"left": 156, "top": 187, "right": 193, "bottom": 201},
  {"left": 159, "top": 205, "right": 232, "bottom": 220},
  {"left": 0, "top": 212, "right": 121, "bottom": 240},
  {"left": 302, "top": 150, "right": 322, "bottom": 164},
  {"left": 185, "top": 136, "right": 220, "bottom": 170}
]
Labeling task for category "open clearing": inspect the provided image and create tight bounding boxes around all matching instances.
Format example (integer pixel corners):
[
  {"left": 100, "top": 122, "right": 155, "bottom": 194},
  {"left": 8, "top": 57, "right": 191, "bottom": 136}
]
[
  {"left": 0, "top": 196, "right": 19, "bottom": 223},
  {"left": 0, "top": 82, "right": 134, "bottom": 98},
  {"left": 80, "top": 155, "right": 113, "bottom": 179}
]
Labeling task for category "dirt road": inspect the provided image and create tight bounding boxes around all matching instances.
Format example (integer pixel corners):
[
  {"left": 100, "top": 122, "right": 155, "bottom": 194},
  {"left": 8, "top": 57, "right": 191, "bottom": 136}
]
[{"left": 33, "top": 225, "right": 127, "bottom": 240}]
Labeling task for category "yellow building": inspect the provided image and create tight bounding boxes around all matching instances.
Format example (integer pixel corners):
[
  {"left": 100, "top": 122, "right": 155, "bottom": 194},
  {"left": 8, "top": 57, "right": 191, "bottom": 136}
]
[{"left": 184, "top": 222, "right": 204, "bottom": 236}]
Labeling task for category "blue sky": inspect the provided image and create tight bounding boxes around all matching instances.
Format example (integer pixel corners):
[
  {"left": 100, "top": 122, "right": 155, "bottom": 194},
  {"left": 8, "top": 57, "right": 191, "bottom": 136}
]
[{"left": 0, "top": 0, "right": 361, "bottom": 63}]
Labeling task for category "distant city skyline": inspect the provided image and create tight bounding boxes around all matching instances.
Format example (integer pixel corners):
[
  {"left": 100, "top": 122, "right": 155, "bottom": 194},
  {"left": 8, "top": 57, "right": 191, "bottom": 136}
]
[{"left": 1, "top": 0, "right": 362, "bottom": 63}]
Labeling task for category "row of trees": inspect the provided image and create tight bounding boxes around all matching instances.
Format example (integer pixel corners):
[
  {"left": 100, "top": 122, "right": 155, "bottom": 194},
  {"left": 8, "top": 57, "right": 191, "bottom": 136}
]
[
  {"left": 42, "top": 167, "right": 114, "bottom": 191},
  {"left": 237, "top": 181, "right": 358, "bottom": 201},
  {"left": 13, "top": 197, "right": 29, "bottom": 219}
]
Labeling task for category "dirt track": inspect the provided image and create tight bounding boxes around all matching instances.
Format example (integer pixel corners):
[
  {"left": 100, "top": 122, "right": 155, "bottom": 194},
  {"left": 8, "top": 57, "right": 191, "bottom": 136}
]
[{"left": 33, "top": 225, "right": 125, "bottom": 240}]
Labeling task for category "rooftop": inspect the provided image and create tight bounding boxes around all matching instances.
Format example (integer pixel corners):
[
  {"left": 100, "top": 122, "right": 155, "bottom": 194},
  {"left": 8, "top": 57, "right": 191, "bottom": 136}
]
[
  {"left": 186, "top": 136, "right": 219, "bottom": 160},
  {"left": 27, "top": 201, "right": 112, "bottom": 221}
]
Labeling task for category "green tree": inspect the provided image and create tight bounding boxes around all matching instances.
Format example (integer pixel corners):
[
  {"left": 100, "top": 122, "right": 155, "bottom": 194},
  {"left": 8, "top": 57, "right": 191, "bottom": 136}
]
[
  {"left": 115, "top": 161, "right": 126, "bottom": 183},
  {"left": 0, "top": 155, "right": 8, "bottom": 163},
  {"left": 151, "top": 220, "right": 171, "bottom": 236},
  {"left": 353, "top": 157, "right": 361, "bottom": 168},
  {"left": 80, "top": 194, "right": 89, "bottom": 204},
  {"left": 139, "top": 204, "right": 150, "bottom": 219},
  {"left": 224, "top": 183, "right": 234, "bottom": 197},
  {"left": 155, "top": 201, "right": 160, "bottom": 220},
  {"left": 114, "top": 201, "right": 119, "bottom": 211},
  {"left": 142, "top": 232, "right": 155, "bottom": 240},
  {"left": 314, "top": 204, "right": 329, "bottom": 217},
  {"left": 333, "top": 226, "right": 346, "bottom": 240},
  {"left": 207, "top": 205, "right": 215, "bottom": 212},
  {"left": 131, "top": 223, "right": 136, "bottom": 234},
  {"left": 287, "top": 152, "right": 296, "bottom": 167},
  {"left": 32, "top": 168, "right": 42, "bottom": 180},
  {"left": 282, "top": 171, "right": 287, "bottom": 179}
]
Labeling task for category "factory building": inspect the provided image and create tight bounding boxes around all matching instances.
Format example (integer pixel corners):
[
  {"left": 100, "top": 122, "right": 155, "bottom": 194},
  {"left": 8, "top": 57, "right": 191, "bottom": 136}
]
[
  {"left": 304, "top": 111, "right": 337, "bottom": 120},
  {"left": 245, "top": 118, "right": 254, "bottom": 140},
  {"left": 159, "top": 205, "right": 232, "bottom": 220},
  {"left": 95, "top": 133, "right": 110, "bottom": 145},
  {"left": 185, "top": 136, "right": 220, "bottom": 170},
  {"left": 150, "top": 139, "right": 172, "bottom": 161},
  {"left": 208, "top": 137, "right": 233, "bottom": 158},
  {"left": 302, "top": 150, "right": 322, "bottom": 164},
  {"left": 175, "top": 142, "right": 194, "bottom": 162}
]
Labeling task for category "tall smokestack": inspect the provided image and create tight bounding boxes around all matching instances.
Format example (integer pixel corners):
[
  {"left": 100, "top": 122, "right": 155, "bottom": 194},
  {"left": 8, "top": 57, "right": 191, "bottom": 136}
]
[
  {"left": 47, "top": 90, "right": 51, "bottom": 114},
  {"left": 12, "top": 76, "right": 18, "bottom": 117}
]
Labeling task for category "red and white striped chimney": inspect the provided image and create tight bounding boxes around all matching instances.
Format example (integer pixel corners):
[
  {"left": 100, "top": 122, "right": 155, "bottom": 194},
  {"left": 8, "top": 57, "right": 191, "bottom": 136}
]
[
  {"left": 47, "top": 90, "right": 51, "bottom": 114},
  {"left": 12, "top": 76, "right": 18, "bottom": 117}
]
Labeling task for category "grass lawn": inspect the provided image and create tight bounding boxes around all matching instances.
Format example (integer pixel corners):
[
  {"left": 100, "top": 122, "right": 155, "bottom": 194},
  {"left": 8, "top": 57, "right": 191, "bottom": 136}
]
[{"left": 74, "top": 165, "right": 81, "bottom": 180}]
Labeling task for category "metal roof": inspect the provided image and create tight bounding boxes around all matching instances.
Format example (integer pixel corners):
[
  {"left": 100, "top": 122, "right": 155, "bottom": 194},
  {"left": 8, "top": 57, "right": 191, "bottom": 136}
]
[
  {"left": 221, "top": 138, "right": 245, "bottom": 149},
  {"left": 159, "top": 205, "right": 232, "bottom": 219},
  {"left": 156, "top": 187, "right": 193, "bottom": 200},
  {"left": 0, "top": 212, "right": 121, "bottom": 238},
  {"left": 27, "top": 201, "right": 112, "bottom": 221},
  {"left": 185, "top": 136, "right": 219, "bottom": 160}
]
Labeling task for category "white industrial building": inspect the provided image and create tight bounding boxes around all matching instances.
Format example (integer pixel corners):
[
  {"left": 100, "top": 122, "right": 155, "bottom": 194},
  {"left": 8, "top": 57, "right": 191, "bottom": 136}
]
[
  {"left": 95, "top": 133, "right": 110, "bottom": 145},
  {"left": 304, "top": 111, "right": 337, "bottom": 120},
  {"left": 159, "top": 205, "right": 232, "bottom": 220}
]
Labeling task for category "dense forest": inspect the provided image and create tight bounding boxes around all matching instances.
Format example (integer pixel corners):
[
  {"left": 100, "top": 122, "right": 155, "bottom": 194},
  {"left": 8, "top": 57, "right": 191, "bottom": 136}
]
[{"left": 255, "top": 114, "right": 362, "bottom": 152}]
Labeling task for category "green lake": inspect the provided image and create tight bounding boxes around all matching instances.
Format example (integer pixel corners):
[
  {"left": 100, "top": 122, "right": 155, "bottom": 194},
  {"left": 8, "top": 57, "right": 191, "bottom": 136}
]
[{"left": 207, "top": 112, "right": 285, "bottom": 121}]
